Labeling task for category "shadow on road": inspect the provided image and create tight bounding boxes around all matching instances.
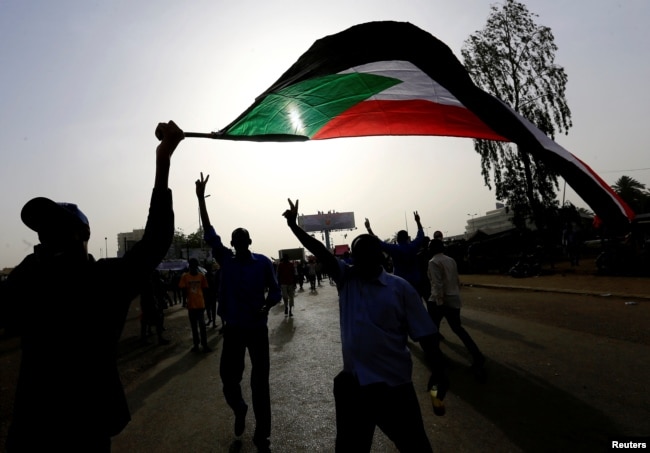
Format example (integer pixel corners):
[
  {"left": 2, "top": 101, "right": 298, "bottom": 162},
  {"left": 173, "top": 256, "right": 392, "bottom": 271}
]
[
  {"left": 269, "top": 317, "right": 296, "bottom": 351},
  {"left": 462, "top": 316, "right": 545, "bottom": 351},
  {"left": 411, "top": 333, "right": 623, "bottom": 453},
  {"left": 119, "top": 335, "right": 223, "bottom": 414}
]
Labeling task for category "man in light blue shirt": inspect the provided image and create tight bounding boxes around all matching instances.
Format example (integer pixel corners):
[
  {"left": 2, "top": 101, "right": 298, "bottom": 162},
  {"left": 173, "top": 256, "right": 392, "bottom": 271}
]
[{"left": 284, "top": 199, "right": 447, "bottom": 453}]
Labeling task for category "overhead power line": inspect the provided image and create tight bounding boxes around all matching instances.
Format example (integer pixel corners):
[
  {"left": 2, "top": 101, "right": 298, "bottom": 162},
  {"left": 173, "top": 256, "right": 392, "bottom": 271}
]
[{"left": 599, "top": 167, "right": 650, "bottom": 174}]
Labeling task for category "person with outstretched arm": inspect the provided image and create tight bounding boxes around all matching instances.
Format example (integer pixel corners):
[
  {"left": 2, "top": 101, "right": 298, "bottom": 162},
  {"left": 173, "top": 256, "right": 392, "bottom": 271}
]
[
  {"left": 283, "top": 199, "right": 448, "bottom": 453},
  {"left": 364, "top": 211, "right": 427, "bottom": 291},
  {"left": 2, "top": 121, "right": 184, "bottom": 452},
  {"left": 196, "top": 173, "right": 281, "bottom": 452}
]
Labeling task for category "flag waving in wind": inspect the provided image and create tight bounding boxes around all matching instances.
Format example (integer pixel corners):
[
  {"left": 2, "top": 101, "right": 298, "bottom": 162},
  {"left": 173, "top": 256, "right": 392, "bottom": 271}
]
[
  {"left": 223, "top": 59, "right": 507, "bottom": 142},
  {"left": 195, "top": 21, "right": 634, "bottom": 231}
]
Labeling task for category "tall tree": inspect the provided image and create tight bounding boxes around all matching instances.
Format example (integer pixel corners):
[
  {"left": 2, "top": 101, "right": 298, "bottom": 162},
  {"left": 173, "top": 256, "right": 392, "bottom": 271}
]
[{"left": 461, "top": 0, "right": 572, "bottom": 226}]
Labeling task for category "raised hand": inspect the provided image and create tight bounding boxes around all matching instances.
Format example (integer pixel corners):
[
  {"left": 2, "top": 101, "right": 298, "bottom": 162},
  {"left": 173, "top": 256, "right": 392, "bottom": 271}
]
[
  {"left": 155, "top": 121, "right": 184, "bottom": 149},
  {"left": 414, "top": 211, "right": 420, "bottom": 223},
  {"left": 196, "top": 172, "right": 209, "bottom": 199},
  {"left": 283, "top": 198, "right": 299, "bottom": 225},
  {"left": 153, "top": 120, "right": 184, "bottom": 189}
]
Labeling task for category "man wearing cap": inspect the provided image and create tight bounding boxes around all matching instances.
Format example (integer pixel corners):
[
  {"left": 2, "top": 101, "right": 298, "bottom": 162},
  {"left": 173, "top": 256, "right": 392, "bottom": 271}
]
[{"left": 1, "top": 121, "right": 185, "bottom": 452}]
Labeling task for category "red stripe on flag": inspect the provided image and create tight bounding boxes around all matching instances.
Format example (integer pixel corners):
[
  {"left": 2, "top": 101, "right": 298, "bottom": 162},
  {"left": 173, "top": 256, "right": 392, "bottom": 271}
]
[
  {"left": 312, "top": 99, "right": 508, "bottom": 141},
  {"left": 570, "top": 154, "right": 637, "bottom": 221}
]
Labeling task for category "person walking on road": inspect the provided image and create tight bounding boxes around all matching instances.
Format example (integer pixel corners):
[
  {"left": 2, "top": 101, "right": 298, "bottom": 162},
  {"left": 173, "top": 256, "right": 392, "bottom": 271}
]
[
  {"left": 427, "top": 239, "right": 486, "bottom": 379},
  {"left": 179, "top": 258, "right": 211, "bottom": 353},
  {"left": 140, "top": 270, "right": 171, "bottom": 346},
  {"left": 195, "top": 172, "right": 281, "bottom": 452},
  {"left": 1, "top": 120, "right": 184, "bottom": 452},
  {"left": 283, "top": 198, "right": 448, "bottom": 453},
  {"left": 306, "top": 257, "right": 318, "bottom": 293},
  {"left": 277, "top": 253, "right": 296, "bottom": 317}
]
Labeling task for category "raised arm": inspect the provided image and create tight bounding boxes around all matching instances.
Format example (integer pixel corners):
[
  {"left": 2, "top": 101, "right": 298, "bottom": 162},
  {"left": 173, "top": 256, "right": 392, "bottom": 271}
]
[
  {"left": 195, "top": 172, "right": 211, "bottom": 229},
  {"left": 116, "top": 121, "right": 183, "bottom": 289},
  {"left": 283, "top": 199, "right": 339, "bottom": 279},
  {"left": 414, "top": 211, "right": 423, "bottom": 232},
  {"left": 364, "top": 217, "right": 376, "bottom": 236}
]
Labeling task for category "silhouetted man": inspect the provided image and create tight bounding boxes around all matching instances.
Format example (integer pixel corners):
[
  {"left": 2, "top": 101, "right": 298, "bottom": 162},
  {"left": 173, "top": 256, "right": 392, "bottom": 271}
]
[{"left": 2, "top": 121, "right": 185, "bottom": 452}]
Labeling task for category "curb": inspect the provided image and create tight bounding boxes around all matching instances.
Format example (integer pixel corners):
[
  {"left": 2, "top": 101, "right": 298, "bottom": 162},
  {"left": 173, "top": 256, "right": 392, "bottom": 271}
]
[{"left": 462, "top": 282, "right": 650, "bottom": 301}]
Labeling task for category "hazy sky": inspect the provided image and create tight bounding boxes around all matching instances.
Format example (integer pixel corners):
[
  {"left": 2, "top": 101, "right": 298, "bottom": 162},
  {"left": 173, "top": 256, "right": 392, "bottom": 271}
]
[{"left": 1, "top": 0, "right": 649, "bottom": 269}]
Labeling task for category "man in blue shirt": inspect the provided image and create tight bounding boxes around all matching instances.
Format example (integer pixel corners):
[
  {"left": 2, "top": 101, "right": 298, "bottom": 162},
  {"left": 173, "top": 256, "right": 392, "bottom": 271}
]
[
  {"left": 195, "top": 173, "right": 281, "bottom": 452},
  {"left": 284, "top": 199, "right": 448, "bottom": 453},
  {"left": 364, "top": 211, "right": 426, "bottom": 291}
]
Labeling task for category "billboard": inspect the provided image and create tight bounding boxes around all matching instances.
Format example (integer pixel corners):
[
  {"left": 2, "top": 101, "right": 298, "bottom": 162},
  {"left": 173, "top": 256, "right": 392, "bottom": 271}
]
[
  {"left": 299, "top": 211, "right": 356, "bottom": 232},
  {"left": 278, "top": 248, "right": 305, "bottom": 261}
]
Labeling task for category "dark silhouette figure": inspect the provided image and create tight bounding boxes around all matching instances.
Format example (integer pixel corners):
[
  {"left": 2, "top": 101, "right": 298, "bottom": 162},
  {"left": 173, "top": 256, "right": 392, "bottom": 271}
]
[
  {"left": 204, "top": 261, "right": 221, "bottom": 329},
  {"left": 140, "top": 270, "right": 170, "bottom": 345},
  {"left": 277, "top": 254, "right": 296, "bottom": 317},
  {"left": 196, "top": 173, "right": 281, "bottom": 452},
  {"left": 364, "top": 212, "right": 426, "bottom": 292},
  {"left": 1, "top": 120, "right": 184, "bottom": 452}
]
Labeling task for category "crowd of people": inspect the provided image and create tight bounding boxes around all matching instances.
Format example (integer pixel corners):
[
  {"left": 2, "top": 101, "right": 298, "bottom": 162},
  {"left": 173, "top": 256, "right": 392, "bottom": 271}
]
[{"left": 0, "top": 121, "right": 487, "bottom": 452}]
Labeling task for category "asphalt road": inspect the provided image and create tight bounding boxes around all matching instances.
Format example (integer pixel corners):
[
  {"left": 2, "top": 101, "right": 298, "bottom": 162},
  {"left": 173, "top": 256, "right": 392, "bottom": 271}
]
[{"left": 106, "top": 281, "right": 650, "bottom": 453}]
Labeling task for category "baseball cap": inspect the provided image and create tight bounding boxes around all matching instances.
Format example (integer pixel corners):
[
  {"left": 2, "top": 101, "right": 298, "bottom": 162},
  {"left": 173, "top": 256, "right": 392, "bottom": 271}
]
[{"left": 21, "top": 197, "right": 90, "bottom": 236}]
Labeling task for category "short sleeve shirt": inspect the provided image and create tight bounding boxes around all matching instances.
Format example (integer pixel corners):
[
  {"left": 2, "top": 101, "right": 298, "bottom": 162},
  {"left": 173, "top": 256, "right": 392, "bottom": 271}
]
[{"left": 179, "top": 272, "right": 208, "bottom": 309}]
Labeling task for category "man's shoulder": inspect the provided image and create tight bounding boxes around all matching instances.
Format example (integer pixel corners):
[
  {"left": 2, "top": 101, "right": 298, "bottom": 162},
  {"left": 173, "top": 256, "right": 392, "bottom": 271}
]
[
  {"left": 379, "top": 270, "right": 399, "bottom": 283},
  {"left": 441, "top": 253, "right": 456, "bottom": 263},
  {"left": 431, "top": 253, "right": 452, "bottom": 262},
  {"left": 6, "top": 254, "right": 38, "bottom": 279},
  {"left": 251, "top": 252, "right": 272, "bottom": 263},
  {"left": 382, "top": 270, "right": 411, "bottom": 287}
]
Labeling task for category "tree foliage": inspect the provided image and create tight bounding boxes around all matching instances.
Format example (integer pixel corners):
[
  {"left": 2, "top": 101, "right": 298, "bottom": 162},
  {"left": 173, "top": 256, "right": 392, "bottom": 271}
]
[
  {"left": 461, "top": 0, "right": 572, "bottom": 224},
  {"left": 172, "top": 228, "right": 204, "bottom": 250},
  {"left": 612, "top": 175, "right": 649, "bottom": 214}
]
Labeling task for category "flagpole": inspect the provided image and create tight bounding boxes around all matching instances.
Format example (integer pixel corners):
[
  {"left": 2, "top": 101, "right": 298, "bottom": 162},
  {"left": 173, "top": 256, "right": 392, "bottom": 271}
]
[{"left": 184, "top": 132, "right": 219, "bottom": 139}]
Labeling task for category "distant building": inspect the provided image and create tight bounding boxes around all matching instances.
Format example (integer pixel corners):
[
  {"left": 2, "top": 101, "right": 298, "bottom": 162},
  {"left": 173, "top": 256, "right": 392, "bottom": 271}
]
[
  {"left": 117, "top": 229, "right": 145, "bottom": 257},
  {"left": 465, "top": 205, "right": 534, "bottom": 237}
]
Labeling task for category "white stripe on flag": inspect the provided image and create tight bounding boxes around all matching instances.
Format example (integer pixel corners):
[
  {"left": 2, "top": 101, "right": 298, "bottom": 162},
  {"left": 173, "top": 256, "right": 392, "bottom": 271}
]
[{"left": 340, "top": 60, "right": 464, "bottom": 107}]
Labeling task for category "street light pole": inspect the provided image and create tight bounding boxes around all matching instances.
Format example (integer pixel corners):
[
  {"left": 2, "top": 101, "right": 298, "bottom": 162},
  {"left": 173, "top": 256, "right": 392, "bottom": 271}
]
[{"left": 105, "top": 237, "right": 108, "bottom": 258}]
